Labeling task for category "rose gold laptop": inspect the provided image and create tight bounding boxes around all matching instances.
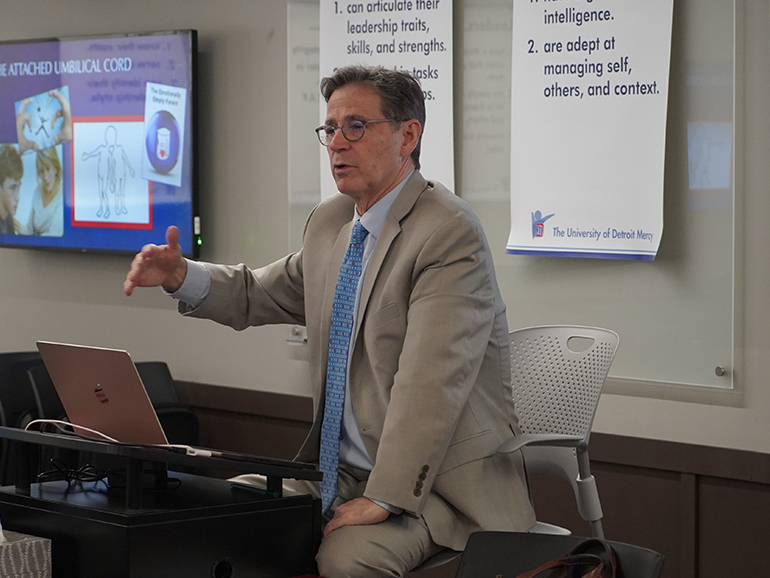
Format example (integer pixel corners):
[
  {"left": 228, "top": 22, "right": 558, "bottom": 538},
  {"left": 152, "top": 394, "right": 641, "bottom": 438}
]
[{"left": 36, "top": 341, "right": 168, "bottom": 445}]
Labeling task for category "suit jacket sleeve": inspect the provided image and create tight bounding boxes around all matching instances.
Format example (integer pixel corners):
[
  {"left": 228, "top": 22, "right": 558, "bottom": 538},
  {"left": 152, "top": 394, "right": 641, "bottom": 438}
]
[
  {"left": 177, "top": 203, "right": 336, "bottom": 328},
  {"left": 181, "top": 249, "right": 307, "bottom": 329}
]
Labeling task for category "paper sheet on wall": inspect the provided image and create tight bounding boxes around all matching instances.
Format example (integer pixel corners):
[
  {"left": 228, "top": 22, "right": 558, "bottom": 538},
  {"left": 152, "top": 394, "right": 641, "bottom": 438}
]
[
  {"left": 288, "top": 0, "right": 322, "bottom": 206},
  {"left": 319, "top": 0, "right": 454, "bottom": 198},
  {"left": 507, "top": 0, "right": 673, "bottom": 260}
]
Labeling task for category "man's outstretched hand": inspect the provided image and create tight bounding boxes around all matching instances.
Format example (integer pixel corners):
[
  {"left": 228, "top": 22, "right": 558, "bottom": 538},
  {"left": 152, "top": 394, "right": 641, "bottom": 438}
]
[{"left": 124, "top": 226, "right": 187, "bottom": 296}]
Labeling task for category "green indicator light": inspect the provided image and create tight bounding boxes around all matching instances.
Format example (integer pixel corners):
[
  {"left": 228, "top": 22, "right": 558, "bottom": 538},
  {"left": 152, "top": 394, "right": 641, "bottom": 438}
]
[{"left": 197, "top": 238, "right": 202, "bottom": 246}]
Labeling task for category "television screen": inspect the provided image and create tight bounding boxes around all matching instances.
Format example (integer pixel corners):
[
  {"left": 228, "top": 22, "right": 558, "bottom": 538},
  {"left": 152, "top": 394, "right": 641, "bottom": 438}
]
[{"left": 0, "top": 29, "right": 199, "bottom": 257}]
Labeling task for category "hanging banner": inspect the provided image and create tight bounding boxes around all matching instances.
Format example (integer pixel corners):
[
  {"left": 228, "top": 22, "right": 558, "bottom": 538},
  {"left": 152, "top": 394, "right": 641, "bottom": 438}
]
[
  {"left": 507, "top": 0, "right": 673, "bottom": 260},
  {"left": 288, "top": 0, "right": 321, "bottom": 207},
  {"left": 319, "top": 0, "right": 454, "bottom": 198}
]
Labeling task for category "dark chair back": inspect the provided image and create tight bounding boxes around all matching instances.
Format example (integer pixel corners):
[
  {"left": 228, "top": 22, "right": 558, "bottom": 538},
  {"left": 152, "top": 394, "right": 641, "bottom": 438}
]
[
  {"left": 27, "top": 364, "right": 66, "bottom": 421},
  {"left": 455, "top": 532, "right": 664, "bottom": 578},
  {"left": 0, "top": 351, "right": 44, "bottom": 428},
  {"left": 136, "top": 361, "right": 180, "bottom": 406},
  {"left": 0, "top": 351, "right": 46, "bottom": 485},
  {"left": 26, "top": 363, "right": 82, "bottom": 479},
  {"left": 136, "top": 361, "right": 199, "bottom": 446}
]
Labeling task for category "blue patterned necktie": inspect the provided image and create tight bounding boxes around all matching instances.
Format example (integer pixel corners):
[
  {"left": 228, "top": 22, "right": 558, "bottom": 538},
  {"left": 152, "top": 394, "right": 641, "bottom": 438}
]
[{"left": 319, "top": 220, "right": 369, "bottom": 513}]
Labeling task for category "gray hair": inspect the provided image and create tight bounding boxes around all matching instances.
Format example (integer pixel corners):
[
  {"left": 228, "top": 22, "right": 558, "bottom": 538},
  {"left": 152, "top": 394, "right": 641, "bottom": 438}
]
[{"left": 320, "top": 65, "right": 425, "bottom": 169}]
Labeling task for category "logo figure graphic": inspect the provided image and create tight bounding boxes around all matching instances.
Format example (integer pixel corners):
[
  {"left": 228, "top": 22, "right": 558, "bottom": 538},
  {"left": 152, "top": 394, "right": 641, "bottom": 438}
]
[
  {"left": 81, "top": 125, "right": 136, "bottom": 218},
  {"left": 531, "top": 210, "right": 555, "bottom": 238}
]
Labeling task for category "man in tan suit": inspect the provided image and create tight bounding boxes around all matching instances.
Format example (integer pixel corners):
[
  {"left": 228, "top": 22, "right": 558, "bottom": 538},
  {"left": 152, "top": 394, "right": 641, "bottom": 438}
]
[{"left": 124, "top": 65, "right": 535, "bottom": 577}]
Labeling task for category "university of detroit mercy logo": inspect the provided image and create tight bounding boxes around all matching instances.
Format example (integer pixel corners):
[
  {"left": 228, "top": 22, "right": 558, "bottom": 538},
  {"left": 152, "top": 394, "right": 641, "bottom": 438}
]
[{"left": 531, "top": 210, "right": 555, "bottom": 239}]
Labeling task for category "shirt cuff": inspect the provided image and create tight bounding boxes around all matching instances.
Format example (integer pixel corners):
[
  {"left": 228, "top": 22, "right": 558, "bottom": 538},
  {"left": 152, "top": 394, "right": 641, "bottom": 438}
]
[
  {"left": 163, "top": 259, "right": 211, "bottom": 308},
  {"left": 370, "top": 498, "right": 403, "bottom": 515}
]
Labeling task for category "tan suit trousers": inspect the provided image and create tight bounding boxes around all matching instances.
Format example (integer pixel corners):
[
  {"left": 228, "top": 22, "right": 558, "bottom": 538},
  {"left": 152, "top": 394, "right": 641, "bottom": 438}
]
[{"left": 287, "top": 465, "right": 444, "bottom": 578}]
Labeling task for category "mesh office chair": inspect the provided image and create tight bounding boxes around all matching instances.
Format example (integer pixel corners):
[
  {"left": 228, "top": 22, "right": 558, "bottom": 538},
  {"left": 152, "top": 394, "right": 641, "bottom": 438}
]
[
  {"left": 411, "top": 326, "right": 619, "bottom": 574},
  {"left": 497, "top": 325, "right": 620, "bottom": 539},
  {"left": 456, "top": 532, "right": 663, "bottom": 578}
]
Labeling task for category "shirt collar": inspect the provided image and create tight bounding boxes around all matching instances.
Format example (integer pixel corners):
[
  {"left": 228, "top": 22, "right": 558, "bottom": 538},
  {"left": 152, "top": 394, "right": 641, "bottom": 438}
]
[{"left": 355, "top": 170, "right": 413, "bottom": 240}]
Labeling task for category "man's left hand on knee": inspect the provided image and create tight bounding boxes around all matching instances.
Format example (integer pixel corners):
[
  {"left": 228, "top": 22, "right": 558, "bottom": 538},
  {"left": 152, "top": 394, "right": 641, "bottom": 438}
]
[{"left": 324, "top": 497, "right": 390, "bottom": 537}]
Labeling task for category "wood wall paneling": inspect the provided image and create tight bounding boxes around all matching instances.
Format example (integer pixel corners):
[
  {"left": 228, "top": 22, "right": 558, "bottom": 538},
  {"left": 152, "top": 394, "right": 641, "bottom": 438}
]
[{"left": 175, "top": 382, "right": 770, "bottom": 578}]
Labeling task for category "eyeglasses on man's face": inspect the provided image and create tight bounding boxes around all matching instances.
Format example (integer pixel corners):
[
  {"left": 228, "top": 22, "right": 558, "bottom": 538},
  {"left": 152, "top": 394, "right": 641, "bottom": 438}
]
[{"left": 315, "top": 118, "right": 397, "bottom": 146}]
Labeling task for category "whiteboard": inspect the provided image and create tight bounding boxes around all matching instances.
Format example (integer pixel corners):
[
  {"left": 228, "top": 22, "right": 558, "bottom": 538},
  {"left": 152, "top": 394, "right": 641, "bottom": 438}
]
[{"left": 288, "top": 0, "right": 737, "bottom": 393}]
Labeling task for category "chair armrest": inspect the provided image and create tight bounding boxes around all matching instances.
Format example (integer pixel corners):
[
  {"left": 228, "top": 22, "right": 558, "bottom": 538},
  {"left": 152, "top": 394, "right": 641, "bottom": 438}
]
[{"left": 497, "top": 433, "right": 584, "bottom": 454}]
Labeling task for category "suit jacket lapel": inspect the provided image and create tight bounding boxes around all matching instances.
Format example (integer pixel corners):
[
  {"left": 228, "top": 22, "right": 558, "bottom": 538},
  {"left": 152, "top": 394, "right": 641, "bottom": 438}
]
[{"left": 355, "top": 171, "right": 429, "bottom": 335}]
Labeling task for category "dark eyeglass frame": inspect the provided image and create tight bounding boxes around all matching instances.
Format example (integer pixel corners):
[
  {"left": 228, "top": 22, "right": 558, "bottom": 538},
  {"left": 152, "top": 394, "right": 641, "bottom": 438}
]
[{"left": 315, "top": 118, "right": 398, "bottom": 146}]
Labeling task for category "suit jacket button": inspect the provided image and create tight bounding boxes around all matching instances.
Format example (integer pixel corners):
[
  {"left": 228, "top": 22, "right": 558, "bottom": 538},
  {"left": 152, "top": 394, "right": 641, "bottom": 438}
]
[
  {"left": 419, "top": 472, "right": 427, "bottom": 481},
  {"left": 415, "top": 480, "right": 424, "bottom": 489},
  {"left": 413, "top": 489, "right": 422, "bottom": 497},
  {"left": 422, "top": 465, "right": 430, "bottom": 473}
]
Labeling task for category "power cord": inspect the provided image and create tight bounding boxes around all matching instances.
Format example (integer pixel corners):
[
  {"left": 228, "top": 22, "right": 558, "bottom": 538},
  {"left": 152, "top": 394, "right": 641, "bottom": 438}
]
[
  {"left": 37, "top": 457, "right": 109, "bottom": 486},
  {"left": 25, "top": 419, "right": 119, "bottom": 442},
  {"left": 36, "top": 457, "right": 182, "bottom": 492}
]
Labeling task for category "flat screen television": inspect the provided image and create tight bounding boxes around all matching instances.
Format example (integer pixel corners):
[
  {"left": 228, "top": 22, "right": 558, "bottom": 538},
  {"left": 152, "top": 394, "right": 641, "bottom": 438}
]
[{"left": 0, "top": 29, "right": 200, "bottom": 257}]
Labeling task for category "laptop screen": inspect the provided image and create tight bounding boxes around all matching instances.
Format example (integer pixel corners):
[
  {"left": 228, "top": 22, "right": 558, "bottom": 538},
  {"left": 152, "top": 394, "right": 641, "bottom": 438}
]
[{"left": 37, "top": 341, "right": 168, "bottom": 445}]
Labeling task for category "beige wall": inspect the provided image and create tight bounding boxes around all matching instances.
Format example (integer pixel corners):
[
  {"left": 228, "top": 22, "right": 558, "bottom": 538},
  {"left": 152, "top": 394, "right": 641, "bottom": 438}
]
[
  {"left": 0, "top": 0, "right": 312, "bottom": 395},
  {"left": 2, "top": 1, "right": 769, "bottom": 454}
]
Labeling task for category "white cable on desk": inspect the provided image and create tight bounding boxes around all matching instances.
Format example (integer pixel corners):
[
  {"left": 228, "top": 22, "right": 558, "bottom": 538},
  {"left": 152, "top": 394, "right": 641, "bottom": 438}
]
[{"left": 24, "top": 419, "right": 120, "bottom": 443}]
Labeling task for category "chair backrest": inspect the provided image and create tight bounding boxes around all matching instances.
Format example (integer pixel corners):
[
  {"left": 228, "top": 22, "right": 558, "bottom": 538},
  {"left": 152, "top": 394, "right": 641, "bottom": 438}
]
[
  {"left": 0, "top": 351, "right": 45, "bottom": 428},
  {"left": 0, "top": 351, "right": 46, "bottom": 486},
  {"left": 135, "top": 361, "right": 199, "bottom": 446},
  {"left": 509, "top": 326, "right": 619, "bottom": 537},
  {"left": 456, "top": 532, "right": 664, "bottom": 578},
  {"left": 27, "top": 363, "right": 67, "bottom": 422},
  {"left": 135, "top": 361, "right": 181, "bottom": 406},
  {"left": 510, "top": 325, "right": 619, "bottom": 441}
]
